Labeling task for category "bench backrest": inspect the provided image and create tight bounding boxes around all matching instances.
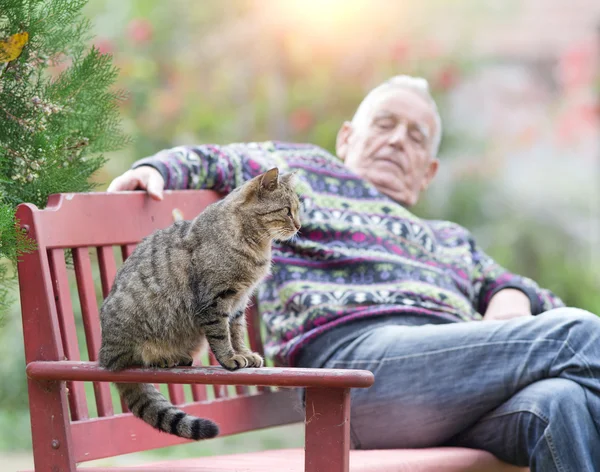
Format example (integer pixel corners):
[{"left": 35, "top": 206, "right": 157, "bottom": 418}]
[{"left": 16, "top": 191, "right": 302, "bottom": 464}]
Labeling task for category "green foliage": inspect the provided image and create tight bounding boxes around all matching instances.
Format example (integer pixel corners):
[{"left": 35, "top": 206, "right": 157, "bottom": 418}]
[{"left": 0, "top": 0, "right": 127, "bottom": 315}]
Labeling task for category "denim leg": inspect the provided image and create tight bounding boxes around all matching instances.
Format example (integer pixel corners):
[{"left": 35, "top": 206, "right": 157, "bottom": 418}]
[
  {"left": 320, "top": 307, "right": 600, "bottom": 466},
  {"left": 447, "top": 378, "right": 600, "bottom": 471}
]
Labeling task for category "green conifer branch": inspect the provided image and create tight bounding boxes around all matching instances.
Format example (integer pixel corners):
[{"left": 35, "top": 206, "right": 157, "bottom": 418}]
[{"left": 0, "top": 0, "right": 128, "bottom": 318}]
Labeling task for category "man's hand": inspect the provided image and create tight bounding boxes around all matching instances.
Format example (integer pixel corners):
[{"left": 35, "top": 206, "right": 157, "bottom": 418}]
[
  {"left": 107, "top": 166, "right": 165, "bottom": 201},
  {"left": 483, "top": 288, "right": 533, "bottom": 321}
]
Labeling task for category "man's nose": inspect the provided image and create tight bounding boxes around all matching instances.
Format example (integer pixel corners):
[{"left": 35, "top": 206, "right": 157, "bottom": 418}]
[{"left": 389, "top": 123, "right": 407, "bottom": 148}]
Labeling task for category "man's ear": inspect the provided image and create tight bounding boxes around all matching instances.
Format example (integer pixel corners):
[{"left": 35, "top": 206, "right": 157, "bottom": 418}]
[
  {"left": 421, "top": 158, "right": 439, "bottom": 191},
  {"left": 336, "top": 121, "right": 353, "bottom": 161},
  {"left": 260, "top": 167, "right": 280, "bottom": 192}
]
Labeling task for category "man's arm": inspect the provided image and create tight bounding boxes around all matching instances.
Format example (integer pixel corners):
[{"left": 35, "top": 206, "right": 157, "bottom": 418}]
[
  {"left": 468, "top": 233, "right": 565, "bottom": 319},
  {"left": 483, "top": 288, "right": 534, "bottom": 321},
  {"left": 108, "top": 143, "right": 279, "bottom": 196}
]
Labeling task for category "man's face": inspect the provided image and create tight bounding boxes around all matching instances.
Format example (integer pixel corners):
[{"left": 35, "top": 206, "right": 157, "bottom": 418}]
[{"left": 336, "top": 87, "right": 439, "bottom": 206}]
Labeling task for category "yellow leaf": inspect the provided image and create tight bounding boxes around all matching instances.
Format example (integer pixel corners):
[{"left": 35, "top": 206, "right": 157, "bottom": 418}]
[{"left": 0, "top": 32, "right": 29, "bottom": 63}]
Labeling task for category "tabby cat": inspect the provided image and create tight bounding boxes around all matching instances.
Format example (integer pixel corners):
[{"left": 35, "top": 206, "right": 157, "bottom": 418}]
[{"left": 98, "top": 167, "right": 301, "bottom": 440}]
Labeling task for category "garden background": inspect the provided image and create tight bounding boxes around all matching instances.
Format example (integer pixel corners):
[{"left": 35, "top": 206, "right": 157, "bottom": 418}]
[{"left": 2, "top": 0, "right": 599, "bottom": 468}]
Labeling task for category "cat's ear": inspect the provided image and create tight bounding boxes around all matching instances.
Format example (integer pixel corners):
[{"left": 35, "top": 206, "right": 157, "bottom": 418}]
[
  {"left": 260, "top": 167, "right": 279, "bottom": 192},
  {"left": 281, "top": 170, "right": 298, "bottom": 186}
]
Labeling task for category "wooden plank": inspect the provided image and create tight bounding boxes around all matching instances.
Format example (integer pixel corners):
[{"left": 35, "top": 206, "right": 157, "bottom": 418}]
[
  {"left": 16, "top": 203, "right": 77, "bottom": 471},
  {"left": 120, "top": 243, "right": 136, "bottom": 261},
  {"left": 190, "top": 383, "right": 207, "bottom": 402},
  {"left": 245, "top": 302, "right": 267, "bottom": 393},
  {"left": 96, "top": 246, "right": 117, "bottom": 298},
  {"left": 96, "top": 245, "right": 128, "bottom": 412},
  {"left": 190, "top": 358, "right": 208, "bottom": 402},
  {"left": 246, "top": 302, "right": 265, "bottom": 356},
  {"left": 48, "top": 248, "right": 89, "bottom": 421},
  {"left": 26, "top": 361, "right": 375, "bottom": 389},
  {"left": 33, "top": 191, "right": 222, "bottom": 248},
  {"left": 72, "top": 247, "right": 114, "bottom": 417},
  {"left": 71, "top": 390, "right": 302, "bottom": 463},
  {"left": 209, "top": 352, "right": 227, "bottom": 398},
  {"left": 115, "top": 245, "right": 133, "bottom": 413},
  {"left": 167, "top": 384, "right": 186, "bottom": 405}
]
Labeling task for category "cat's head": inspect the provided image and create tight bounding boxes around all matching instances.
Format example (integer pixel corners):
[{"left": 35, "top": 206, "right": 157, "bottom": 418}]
[{"left": 233, "top": 167, "right": 301, "bottom": 241}]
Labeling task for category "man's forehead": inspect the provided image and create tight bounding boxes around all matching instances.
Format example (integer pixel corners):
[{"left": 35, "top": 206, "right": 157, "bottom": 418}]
[{"left": 369, "top": 87, "right": 435, "bottom": 123}]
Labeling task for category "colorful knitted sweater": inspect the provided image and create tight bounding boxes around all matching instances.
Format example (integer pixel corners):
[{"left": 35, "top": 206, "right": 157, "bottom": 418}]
[{"left": 133, "top": 141, "right": 565, "bottom": 366}]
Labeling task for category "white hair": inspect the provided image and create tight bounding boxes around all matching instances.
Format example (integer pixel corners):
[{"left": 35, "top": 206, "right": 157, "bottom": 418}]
[{"left": 351, "top": 75, "right": 443, "bottom": 158}]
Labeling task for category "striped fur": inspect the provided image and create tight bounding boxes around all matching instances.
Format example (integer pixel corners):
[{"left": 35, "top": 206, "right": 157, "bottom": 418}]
[
  {"left": 98, "top": 168, "right": 300, "bottom": 439},
  {"left": 118, "top": 383, "right": 218, "bottom": 440}
]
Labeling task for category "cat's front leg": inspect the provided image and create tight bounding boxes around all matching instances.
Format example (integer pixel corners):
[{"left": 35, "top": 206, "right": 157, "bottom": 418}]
[
  {"left": 230, "top": 310, "right": 264, "bottom": 368},
  {"left": 200, "top": 313, "right": 248, "bottom": 370}
]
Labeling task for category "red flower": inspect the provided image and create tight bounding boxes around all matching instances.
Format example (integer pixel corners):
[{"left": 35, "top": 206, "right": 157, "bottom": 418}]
[
  {"left": 127, "top": 18, "right": 153, "bottom": 45},
  {"left": 95, "top": 38, "right": 114, "bottom": 55},
  {"left": 290, "top": 108, "right": 314, "bottom": 132},
  {"left": 557, "top": 41, "right": 596, "bottom": 92},
  {"left": 435, "top": 65, "right": 460, "bottom": 91},
  {"left": 555, "top": 103, "right": 599, "bottom": 146},
  {"left": 391, "top": 39, "right": 410, "bottom": 62},
  {"left": 422, "top": 39, "right": 443, "bottom": 59}
]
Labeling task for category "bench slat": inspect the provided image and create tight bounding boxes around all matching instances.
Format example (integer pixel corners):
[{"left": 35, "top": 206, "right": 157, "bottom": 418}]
[
  {"left": 69, "top": 389, "right": 302, "bottom": 462},
  {"left": 73, "top": 247, "right": 114, "bottom": 417},
  {"left": 48, "top": 248, "right": 89, "bottom": 421}
]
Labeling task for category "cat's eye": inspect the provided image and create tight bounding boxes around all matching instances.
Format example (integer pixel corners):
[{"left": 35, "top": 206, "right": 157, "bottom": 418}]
[{"left": 286, "top": 207, "right": 292, "bottom": 217}]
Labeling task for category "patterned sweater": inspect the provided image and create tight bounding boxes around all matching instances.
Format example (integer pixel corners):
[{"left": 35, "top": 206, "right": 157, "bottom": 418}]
[{"left": 133, "top": 141, "right": 565, "bottom": 366}]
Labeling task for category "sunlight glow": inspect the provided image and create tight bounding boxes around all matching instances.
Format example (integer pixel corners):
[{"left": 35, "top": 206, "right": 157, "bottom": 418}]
[{"left": 264, "top": 0, "right": 402, "bottom": 45}]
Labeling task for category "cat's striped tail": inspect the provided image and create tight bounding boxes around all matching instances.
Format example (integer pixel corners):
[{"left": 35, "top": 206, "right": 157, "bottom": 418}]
[{"left": 116, "top": 382, "right": 219, "bottom": 440}]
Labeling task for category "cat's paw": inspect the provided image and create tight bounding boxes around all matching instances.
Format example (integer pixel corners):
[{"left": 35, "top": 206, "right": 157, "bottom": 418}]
[
  {"left": 177, "top": 356, "right": 194, "bottom": 367},
  {"left": 219, "top": 354, "right": 249, "bottom": 371},
  {"left": 151, "top": 358, "right": 178, "bottom": 369},
  {"left": 243, "top": 352, "right": 264, "bottom": 368}
]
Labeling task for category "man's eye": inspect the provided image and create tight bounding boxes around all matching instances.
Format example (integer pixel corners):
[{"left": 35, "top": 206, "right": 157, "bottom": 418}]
[
  {"left": 410, "top": 131, "right": 424, "bottom": 142},
  {"left": 375, "top": 120, "right": 395, "bottom": 130},
  {"left": 409, "top": 127, "right": 426, "bottom": 145}
]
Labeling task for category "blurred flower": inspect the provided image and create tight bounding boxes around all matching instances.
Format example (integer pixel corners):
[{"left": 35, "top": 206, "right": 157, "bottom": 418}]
[
  {"left": 155, "top": 89, "right": 183, "bottom": 118},
  {"left": 422, "top": 39, "right": 444, "bottom": 59},
  {"left": 555, "top": 102, "right": 599, "bottom": 146},
  {"left": 556, "top": 40, "right": 597, "bottom": 92},
  {"left": 391, "top": 39, "right": 410, "bottom": 62},
  {"left": 94, "top": 38, "right": 114, "bottom": 55},
  {"left": 289, "top": 108, "right": 314, "bottom": 133},
  {"left": 127, "top": 18, "right": 153, "bottom": 45},
  {"left": 435, "top": 64, "right": 460, "bottom": 91}
]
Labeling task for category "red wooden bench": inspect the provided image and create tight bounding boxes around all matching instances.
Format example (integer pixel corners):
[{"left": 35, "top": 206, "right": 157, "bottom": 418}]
[{"left": 16, "top": 191, "right": 528, "bottom": 472}]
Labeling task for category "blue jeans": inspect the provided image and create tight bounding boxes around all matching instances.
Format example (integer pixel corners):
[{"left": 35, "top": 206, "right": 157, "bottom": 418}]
[{"left": 306, "top": 308, "right": 600, "bottom": 471}]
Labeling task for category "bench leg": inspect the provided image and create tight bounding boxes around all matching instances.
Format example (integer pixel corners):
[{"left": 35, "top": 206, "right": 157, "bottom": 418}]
[
  {"left": 304, "top": 387, "right": 351, "bottom": 472},
  {"left": 29, "top": 379, "right": 76, "bottom": 472}
]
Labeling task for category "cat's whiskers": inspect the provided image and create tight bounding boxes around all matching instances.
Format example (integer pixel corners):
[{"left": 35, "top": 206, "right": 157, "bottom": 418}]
[{"left": 273, "top": 227, "right": 297, "bottom": 242}]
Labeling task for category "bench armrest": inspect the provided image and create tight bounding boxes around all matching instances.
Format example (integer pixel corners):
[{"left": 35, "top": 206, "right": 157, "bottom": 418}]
[
  {"left": 26, "top": 360, "right": 374, "bottom": 389},
  {"left": 28, "top": 360, "right": 361, "bottom": 471}
]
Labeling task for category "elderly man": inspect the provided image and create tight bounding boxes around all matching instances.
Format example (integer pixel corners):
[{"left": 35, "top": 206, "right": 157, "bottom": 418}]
[{"left": 108, "top": 76, "right": 600, "bottom": 471}]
